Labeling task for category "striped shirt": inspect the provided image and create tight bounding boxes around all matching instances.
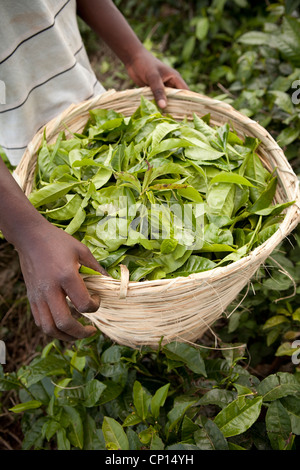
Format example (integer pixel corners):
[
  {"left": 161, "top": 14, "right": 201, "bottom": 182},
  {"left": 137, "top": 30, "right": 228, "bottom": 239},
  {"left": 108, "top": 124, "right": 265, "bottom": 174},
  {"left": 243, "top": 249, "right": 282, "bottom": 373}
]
[{"left": 0, "top": 0, "right": 105, "bottom": 165}]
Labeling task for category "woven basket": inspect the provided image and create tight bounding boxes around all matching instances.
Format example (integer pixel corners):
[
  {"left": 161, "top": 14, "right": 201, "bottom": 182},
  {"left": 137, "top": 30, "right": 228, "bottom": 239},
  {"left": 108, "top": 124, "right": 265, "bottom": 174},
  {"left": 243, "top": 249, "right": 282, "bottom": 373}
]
[{"left": 15, "top": 87, "right": 300, "bottom": 348}]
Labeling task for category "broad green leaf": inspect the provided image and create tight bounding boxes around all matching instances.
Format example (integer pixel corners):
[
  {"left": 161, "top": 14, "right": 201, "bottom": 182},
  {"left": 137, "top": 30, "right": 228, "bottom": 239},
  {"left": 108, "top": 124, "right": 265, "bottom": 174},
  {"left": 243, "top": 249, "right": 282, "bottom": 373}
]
[
  {"left": 281, "top": 396, "right": 300, "bottom": 435},
  {"left": 179, "top": 125, "right": 211, "bottom": 145},
  {"left": 122, "top": 413, "right": 142, "bottom": 427},
  {"left": 182, "top": 36, "right": 196, "bottom": 62},
  {"left": 262, "top": 315, "right": 289, "bottom": 330},
  {"left": 42, "top": 193, "right": 83, "bottom": 220},
  {"left": 276, "top": 16, "right": 300, "bottom": 67},
  {"left": 214, "top": 396, "right": 263, "bottom": 437},
  {"left": 160, "top": 238, "right": 178, "bottom": 254},
  {"left": 249, "top": 177, "right": 277, "bottom": 214},
  {"left": 29, "top": 181, "right": 80, "bottom": 208},
  {"left": 193, "top": 113, "right": 215, "bottom": 138},
  {"left": 204, "top": 223, "right": 233, "bottom": 246},
  {"left": 38, "top": 131, "right": 66, "bottom": 181},
  {"left": 171, "top": 255, "right": 216, "bottom": 276},
  {"left": 83, "top": 415, "right": 107, "bottom": 450},
  {"left": 194, "top": 418, "right": 228, "bottom": 450},
  {"left": 199, "top": 243, "right": 236, "bottom": 253},
  {"left": 256, "top": 372, "right": 300, "bottom": 402},
  {"left": 22, "top": 416, "right": 49, "bottom": 450},
  {"left": 9, "top": 400, "right": 42, "bottom": 413},
  {"left": 198, "top": 389, "right": 236, "bottom": 409},
  {"left": 266, "top": 400, "right": 292, "bottom": 450},
  {"left": 238, "top": 31, "right": 270, "bottom": 45},
  {"left": 275, "top": 342, "right": 300, "bottom": 357},
  {"left": 151, "top": 122, "right": 180, "bottom": 147},
  {"left": 53, "top": 378, "right": 72, "bottom": 398},
  {"left": 43, "top": 419, "right": 61, "bottom": 442},
  {"left": 292, "top": 307, "right": 300, "bottom": 321},
  {"left": 102, "top": 416, "right": 129, "bottom": 450},
  {"left": 91, "top": 167, "right": 112, "bottom": 189},
  {"left": 195, "top": 17, "right": 209, "bottom": 41},
  {"left": 63, "top": 405, "right": 84, "bottom": 449},
  {"left": 177, "top": 186, "right": 203, "bottom": 202},
  {"left": 133, "top": 380, "right": 151, "bottom": 420},
  {"left": 155, "top": 248, "right": 192, "bottom": 275},
  {"left": 209, "top": 172, "right": 254, "bottom": 187},
  {"left": 64, "top": 206, "right": 86, "bottom": 235},
  {"left": 130, "top": 261, "right": 163, "bottom": 282},
  {"left": 181, "top": 415, "right": 199, "bottom": 442},
  {"left": 163, "top": 342, "right": 206, "bottom": 376},
  {"left": 145, "top": 162, "right": 191, "bottom": 184},
  {"left": 168, "top": 402, "right": 193, "bottom": 430},
  {"left": 19, "top": 356, "right": 67, "bottom": 387},
  {"left": 149, "top": 138, "right": 193, "bottom": 158},
  {"left": 139, "top": 95, "right": 159, "bottom": 115},
  {"left": 49, "top": 163, "right": 72, "bottom": 183},
  {"left": 206, "top": 182, "right": 235, "bottom": 217},
  {"left": 277, "top": 127, "right": 300, "bottom": 147},
  {"left": 244, "top": 152, "right": 270, "bottom": 200},
  {"left": 268, "top": 90, "right": 294, "bottom": 114},
  {"left": 115, "top": 171, "right": 141, "bottom": 193},
  {"left": 167, "top": 398, "right": 197, "bottom": 433},
  {"left": 151, "top": 383, "right": 170, "bottom": 419},
  {"left": 251, "top": 201, "right": 294, "bottom": 217},
  {"left": 185, "top": 145, "right": 224, "bottom": 161},
  {"left": 83, "top": 379, "right": 107, "bottom": 407},
  {"left": 150, "top": 433, "right": 165, "bottom": 450},
  {"left": 98, "top": 380, "right": 124, "bottom": 405}
]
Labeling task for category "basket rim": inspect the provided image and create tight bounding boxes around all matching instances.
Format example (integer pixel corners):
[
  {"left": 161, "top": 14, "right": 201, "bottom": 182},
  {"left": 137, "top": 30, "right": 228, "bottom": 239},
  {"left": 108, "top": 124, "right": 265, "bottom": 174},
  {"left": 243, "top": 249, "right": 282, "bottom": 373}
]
[{"left": 14, "top": 86, "right": 300, "bottom": 291}]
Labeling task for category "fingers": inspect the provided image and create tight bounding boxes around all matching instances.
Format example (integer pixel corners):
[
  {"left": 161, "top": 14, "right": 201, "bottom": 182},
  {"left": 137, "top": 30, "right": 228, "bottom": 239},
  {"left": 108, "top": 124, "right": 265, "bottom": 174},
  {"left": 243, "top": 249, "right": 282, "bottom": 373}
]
[
  {"left": 127, "top": 52, "right": 188, "bottom": 108},
  {"left": 31, "top": 298, "right": 90, "bottom": 342},
  {"left": 62, "top": 268, "right": 101, "bottom": 315},
  {"left": 147, "top": 66, "right": 189, "bottom": 109},
  {"left": 164, "top": 72, "right": 189, "bottom": 91},
  {"left": 147, "top": 71, "right": 168, "bottom": 109},
  {"left": 78, "top": 243, "right": 110, "bottom": 277},
  {"left": 30, "top": 261, "right": 101, "bottom": 341},
  {"left": 50, "top": 288, "right": 98, "bottom": 339}
]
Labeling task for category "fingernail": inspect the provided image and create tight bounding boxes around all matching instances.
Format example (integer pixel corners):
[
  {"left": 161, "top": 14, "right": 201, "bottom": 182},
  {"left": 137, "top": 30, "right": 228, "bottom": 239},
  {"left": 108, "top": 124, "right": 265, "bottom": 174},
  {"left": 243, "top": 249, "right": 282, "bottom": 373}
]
[{"left": 158, "top": 99, "right": 166, "bottom": 108}]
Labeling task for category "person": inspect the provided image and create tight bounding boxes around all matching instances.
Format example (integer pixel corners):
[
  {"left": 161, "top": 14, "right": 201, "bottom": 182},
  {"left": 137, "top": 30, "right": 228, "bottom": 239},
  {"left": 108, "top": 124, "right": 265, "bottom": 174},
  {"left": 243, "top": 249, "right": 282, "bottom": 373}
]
[{"left": 0, "top": 0, "right": 188, "bottom": 341}]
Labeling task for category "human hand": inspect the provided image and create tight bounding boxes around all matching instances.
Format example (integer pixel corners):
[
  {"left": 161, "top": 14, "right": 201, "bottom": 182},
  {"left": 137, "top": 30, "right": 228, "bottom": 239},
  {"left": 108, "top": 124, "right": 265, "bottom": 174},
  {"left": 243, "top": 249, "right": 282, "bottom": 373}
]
[
  {"left": 16, "top": 219, "right": 107, "bottom": 341},
  {"left": 125, "top": 49, "right": 189, "bottom": 108}
]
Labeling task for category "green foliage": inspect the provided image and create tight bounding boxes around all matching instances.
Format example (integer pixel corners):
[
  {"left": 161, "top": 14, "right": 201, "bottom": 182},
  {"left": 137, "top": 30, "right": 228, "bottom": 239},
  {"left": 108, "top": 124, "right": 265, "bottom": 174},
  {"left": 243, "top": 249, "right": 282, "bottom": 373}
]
[
  {"left": 221, "top": 232, "right": 300, "bottom": 370},
  {"left": 112, "top": 1, "right": 300, "bottom": 165},
  {"left": 31, "top": 98, "right": 291, "bottom": 281},
  {"left": 1, "top": 0, "right": 300, "bottom": 451},
  {"left": 1, "top": 333, "right": 299, "bottom": 450}
]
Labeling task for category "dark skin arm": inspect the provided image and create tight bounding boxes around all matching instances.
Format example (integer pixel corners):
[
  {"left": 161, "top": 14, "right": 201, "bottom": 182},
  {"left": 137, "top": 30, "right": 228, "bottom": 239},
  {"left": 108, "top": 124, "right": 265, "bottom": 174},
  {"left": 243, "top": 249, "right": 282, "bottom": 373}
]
[
  {"left": 76, "top": 0, "right": 189, "bottom": 108},
  {"left": 0, "top": 159, "right": 106, "bottom": 341},
  {"left": 0, "top": 1, "right": 188, "bottom": 341}
]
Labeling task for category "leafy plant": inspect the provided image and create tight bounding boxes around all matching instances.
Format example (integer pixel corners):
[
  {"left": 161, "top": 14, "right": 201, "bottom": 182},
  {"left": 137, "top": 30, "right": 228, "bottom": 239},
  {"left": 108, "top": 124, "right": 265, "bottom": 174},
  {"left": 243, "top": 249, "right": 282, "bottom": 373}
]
[
  {"left": 30, "top": 97, "right": 292, "bottom": 281},
  {"left": 1, "top": 333, "right": 299, "bottom": 450},
  {"left": 1, "top": 0, "right": 300, "bottom": 451}
]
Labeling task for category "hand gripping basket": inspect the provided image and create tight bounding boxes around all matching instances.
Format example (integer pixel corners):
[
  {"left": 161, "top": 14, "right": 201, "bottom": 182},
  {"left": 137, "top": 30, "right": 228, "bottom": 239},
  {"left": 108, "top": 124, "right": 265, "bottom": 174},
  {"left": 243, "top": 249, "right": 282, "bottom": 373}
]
[{"left": 15, "top": 87, "right": 300, "bottom": 348}]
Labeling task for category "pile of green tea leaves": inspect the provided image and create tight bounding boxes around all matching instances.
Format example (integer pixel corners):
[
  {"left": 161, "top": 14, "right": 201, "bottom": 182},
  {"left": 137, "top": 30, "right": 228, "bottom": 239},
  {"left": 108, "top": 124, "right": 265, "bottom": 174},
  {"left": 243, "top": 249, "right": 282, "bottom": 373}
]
[{"left": 30, "top": 97, "right": 293, "bottom": 281}]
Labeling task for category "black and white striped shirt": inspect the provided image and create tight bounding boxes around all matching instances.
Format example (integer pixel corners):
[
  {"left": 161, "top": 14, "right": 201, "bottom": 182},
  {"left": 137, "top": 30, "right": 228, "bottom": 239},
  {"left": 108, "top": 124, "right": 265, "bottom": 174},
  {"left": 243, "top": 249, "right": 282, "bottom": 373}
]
[{"left": 0, "top": 0, "right": 105, "bottom": 165}]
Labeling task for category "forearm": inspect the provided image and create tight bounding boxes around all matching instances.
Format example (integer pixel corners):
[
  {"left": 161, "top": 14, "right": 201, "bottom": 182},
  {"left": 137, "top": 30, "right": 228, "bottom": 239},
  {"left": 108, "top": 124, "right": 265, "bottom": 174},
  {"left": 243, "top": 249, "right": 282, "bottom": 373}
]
[
  {"left": 0, "top": 158, "right": 46, "bottom": 248},
  {"left": 76, "top": 0, "right": 145, "bottom": 66}
]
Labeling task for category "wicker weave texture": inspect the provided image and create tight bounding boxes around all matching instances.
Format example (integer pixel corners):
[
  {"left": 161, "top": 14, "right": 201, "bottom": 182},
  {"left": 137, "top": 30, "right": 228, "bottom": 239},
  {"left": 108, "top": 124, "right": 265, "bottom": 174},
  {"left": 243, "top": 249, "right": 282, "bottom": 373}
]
[{"left": 15, "top": 87, "right": 300, "bottom": 348}]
